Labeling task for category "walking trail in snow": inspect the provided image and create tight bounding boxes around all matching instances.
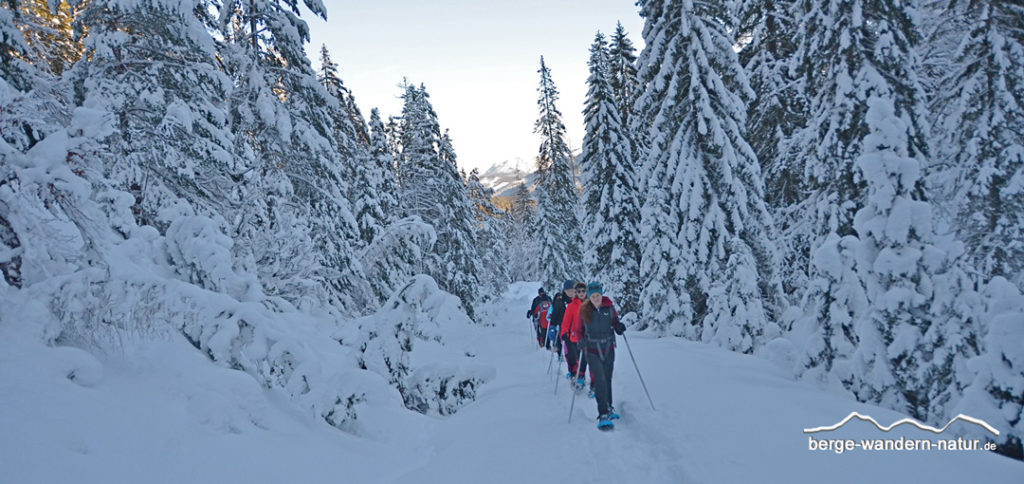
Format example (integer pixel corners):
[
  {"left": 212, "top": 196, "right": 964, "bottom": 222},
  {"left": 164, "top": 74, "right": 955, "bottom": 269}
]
[{"left": 1, "top": 282, "right": 1020, "bottom": 483}]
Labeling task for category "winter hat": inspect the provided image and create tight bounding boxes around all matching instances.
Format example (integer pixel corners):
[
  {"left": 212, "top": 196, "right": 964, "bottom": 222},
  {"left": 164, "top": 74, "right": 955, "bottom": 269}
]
[
  {"left": 562, "top": 280, "right": 575, "bottom": 291},
  {"left": 538, "top": 287, "right": 546, "bottom": 295},
  {"left": 586, "top": 282, "right": 603, "bottom": 298}
]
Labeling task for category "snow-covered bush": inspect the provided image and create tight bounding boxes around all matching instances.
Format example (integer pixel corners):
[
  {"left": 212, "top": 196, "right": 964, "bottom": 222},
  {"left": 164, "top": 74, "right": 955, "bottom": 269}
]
[
  {"left": 346, "top": 275, "right": 493, "bottom": 416},
  {"left": 403, "top": 364, "right": 493, "bottom": 416},
  {"left": 358, "top": 216, "right": 436, "bottom": 306},
  {"left": 957, "top": 277, "right": 1024, "bottom": 459}
]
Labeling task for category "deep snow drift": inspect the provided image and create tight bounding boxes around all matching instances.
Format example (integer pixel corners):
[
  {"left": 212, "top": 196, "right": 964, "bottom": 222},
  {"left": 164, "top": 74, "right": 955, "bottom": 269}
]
[{"left": 1, "top": 281, "right": 1020, "bottom": 483}]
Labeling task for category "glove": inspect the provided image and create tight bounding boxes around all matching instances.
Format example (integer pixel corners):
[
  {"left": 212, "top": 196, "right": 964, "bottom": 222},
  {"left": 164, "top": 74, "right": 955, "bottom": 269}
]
[
  {"left": 526, "top": 310, "right": 532, "bottom": 318},
  {"left": 561, "top": 333, "right": 569, "bottom": 343},
  {"left": 614, "top": 322, "right": 626, "bottom": 335}
]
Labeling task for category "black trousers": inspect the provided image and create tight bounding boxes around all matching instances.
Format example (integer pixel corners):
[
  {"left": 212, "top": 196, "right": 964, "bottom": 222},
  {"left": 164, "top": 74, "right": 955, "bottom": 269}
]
[
  {"left": 586, "top": 346, "right": 615, "bottom": 416},
  {"left": 565, "top": 341, "right": 580, "bottom": 377}
]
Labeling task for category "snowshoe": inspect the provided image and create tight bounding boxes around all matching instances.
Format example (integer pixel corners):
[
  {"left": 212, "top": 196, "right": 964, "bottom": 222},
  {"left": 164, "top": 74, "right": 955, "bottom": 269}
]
[
  {"left": 608, "top": 407, "right": 620, "bottom": 420},
  {"left": 587, "top": 388, "right": 596, "bottom": 399},
  {"left": 597, "top": 415, "right": 614, "bottom": 431}
]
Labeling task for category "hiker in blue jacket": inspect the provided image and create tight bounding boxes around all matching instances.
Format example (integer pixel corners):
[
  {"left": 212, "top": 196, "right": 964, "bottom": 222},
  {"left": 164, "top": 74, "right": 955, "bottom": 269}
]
[{"left": 579, "top": 281, "right": 626, "bottom": 429}]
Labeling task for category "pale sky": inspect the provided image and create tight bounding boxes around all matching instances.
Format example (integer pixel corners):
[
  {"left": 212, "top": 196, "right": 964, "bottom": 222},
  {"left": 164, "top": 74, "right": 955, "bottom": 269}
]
[{"left": 304, "top": 1, "right": 645, "bottom": 174}]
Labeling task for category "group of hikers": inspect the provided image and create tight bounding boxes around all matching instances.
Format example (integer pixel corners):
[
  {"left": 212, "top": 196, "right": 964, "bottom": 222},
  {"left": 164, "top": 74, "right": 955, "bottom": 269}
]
[{"left": 527, "top": 280, "right": 626, "bottom": 430}]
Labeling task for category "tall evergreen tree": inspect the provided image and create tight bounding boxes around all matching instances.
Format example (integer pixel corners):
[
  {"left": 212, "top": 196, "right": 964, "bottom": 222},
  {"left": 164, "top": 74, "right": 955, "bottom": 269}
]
[
  {"left": 926, "top": 1, "right": 1024, "bottom": 457},
  {"left": 396, "top": 84, "right": 483, "bottom": 318},
  {"left": 436, "top": 130, "right": 484, "bottom": 318},
  {"left": 398, "top": 83, "right": 442, "bottom": 219},
  {"left": 216, "top": 0, "right": 364, "bottom": 310},
  {"left": 739, "top": 0, "right": 806, "bottom": 236},
  {"left": 465, "top": 168, "right": 510, "bottom": 301},
  {"left": 318, "top": 45, "right": 380, "bottom": 249},
  {"left": 786, "top": 0, "right": 979, "bottom": 425},
  {"left": 929, "top": 0, "right": 1024, "bottom": 290},
  {"left": 632, "top": 0, "right": 779, "bottom": 352},
  {"left": 318, "top": 44, "right": 369, "bottom": 147},
  {"left": 368, "top": 109, "right": 401, "bottom": 221},
  {"left": 70, "top": 0, "right": 237, "bottom": 228},
  {"left": 738, "top": 0, "right": 806, "bottom": 307},
  {"left": 608, "top": 21, "right": 640, "bottom": 131},
  {"left": 533, "top": 56, "right": 582, "bottom": 289},
  {"left": 580, "top": 32, "right": 641, "bottom": 316},
  {"left": 505, "top": 181, "right": 539, "bottom": 282},
  {"left": 354, "top": 107, "right": 428, "bottom": 304}
]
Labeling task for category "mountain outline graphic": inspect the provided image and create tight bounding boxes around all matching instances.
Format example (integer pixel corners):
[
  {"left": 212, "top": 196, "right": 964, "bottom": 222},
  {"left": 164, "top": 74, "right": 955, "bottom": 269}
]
[{"left": 803, "top": 412, "right": 999, "bottom": 436}]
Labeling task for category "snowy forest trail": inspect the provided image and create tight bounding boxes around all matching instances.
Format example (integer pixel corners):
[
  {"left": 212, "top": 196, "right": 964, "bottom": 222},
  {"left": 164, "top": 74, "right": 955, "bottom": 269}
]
[
  {"left": 390, "top": 283, "right": 698, "bottom": 484},
  {"left": 2, "top": 282, "right": 1021, "bottom": 483},
  {"left": 391, "top": 282, "right": 1022, "bottom": 484}
]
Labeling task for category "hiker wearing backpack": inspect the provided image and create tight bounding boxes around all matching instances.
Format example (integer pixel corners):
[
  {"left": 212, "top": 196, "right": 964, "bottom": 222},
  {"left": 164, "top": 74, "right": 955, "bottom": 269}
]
[
  {"left": 580, "top": 281, "right": 626, "bottom": 430},
  {"left": 527, "top": 288, "right": 551, "bottom": 348},
  {"left": 548, "top": 280, "right": 575, "bottom": 356},
  {"left": 527, "top": 287, "right": 549, "bottom": 321},
  {"left": 534, "top": 298, "right": 553, "bottom": 348},
  {"left": 560, "top": 281, "right": 587, "bottom": 388}
]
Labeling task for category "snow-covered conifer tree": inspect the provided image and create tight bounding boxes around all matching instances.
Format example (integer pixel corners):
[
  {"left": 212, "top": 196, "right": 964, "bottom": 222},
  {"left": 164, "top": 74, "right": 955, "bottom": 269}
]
[
  {"left": 217, "top": 0, "right": 367, "bottom": 310},
  {"left": 70, "top": 0, "right": 237, "bottom": 228},
  {"left": 15, "top": 0, "right": 82, "bottom": 75},
  {"left": 504, "top": 181, "right": 539, "bottom": 282},
  {"left": 395, "top": 84, "right": 483, "bottom": 318},
  {"left": 608, "top": 22, "right": 639, "bottom": 132},
  {"left": 738, "top": 0, "right": 804, "bottom": 217},
  {"left": 318, "top": 44, "right": 369, "bottom": 147},
  {"left": 435, "top": 130, "right": 485, "bottom": 317},
  {"left": 1, "top": 0, "right": 55, "bottom": 151},
  {"left": 632, "top": 0, "right": 778, "bottom": 352},
  {"left": 358, "top": 109, "right": 401, "bottom": 239},
  {"left": 398, "top": 83, "right": 442, "bottom": 219},
  {"left": 929, "top": 0, "right": 1024, "bottom": 290},
  {"left": 737, "top": 0, "right": 806, "bottom": 307},
  {"left": 465, "top": 168, "right": 510, "bottom": 301},
  {"left": 533, "top": 56, "right": 582, "bottom": 289},
  {"left": 1, "top": 0, "right": 34, "bottom": 91},
  {"left": 579, "top": 32, "right": 641, "bottom": 315},
  {"left": 785, "top": 0, "right": 979, "bottom": 425},
  {"left": 355, "top": 111, "right": 430, "bottom": 303}
]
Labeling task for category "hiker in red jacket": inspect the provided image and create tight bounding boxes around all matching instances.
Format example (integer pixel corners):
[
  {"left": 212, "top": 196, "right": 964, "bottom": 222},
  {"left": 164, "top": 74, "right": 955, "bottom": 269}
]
[
  {"left": 534, "top": 299, "right": 552, "bottom": 348},
  {"left": 560, "top": 281, "right": 587, "bottom": 387}
]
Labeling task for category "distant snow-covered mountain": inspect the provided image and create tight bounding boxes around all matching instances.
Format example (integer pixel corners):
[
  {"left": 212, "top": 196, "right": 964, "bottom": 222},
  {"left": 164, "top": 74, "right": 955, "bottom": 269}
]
[{"left": 478, "top": 159, "right": 537, "bottom": 198}]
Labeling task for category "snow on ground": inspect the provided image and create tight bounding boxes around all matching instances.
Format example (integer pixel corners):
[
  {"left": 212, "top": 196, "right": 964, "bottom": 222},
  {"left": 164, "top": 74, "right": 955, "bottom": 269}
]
[{"left": 2, "top": 281, "right": 1021, "bottom": 483}]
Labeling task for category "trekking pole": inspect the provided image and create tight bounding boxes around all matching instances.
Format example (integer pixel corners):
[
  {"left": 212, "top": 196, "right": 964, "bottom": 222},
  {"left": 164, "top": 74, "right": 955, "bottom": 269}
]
[
  {"left": 547, "top": 326, "right": 562, "bottom": 378},
  {"left": 546, "top": 343, "right": 555, "bottom": 374},
  {"left": 621, "top": 333, "right": 656, "bottom": 411},
  {"left": 568, "top": 349, "right": 585, "bottom": 423}
]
